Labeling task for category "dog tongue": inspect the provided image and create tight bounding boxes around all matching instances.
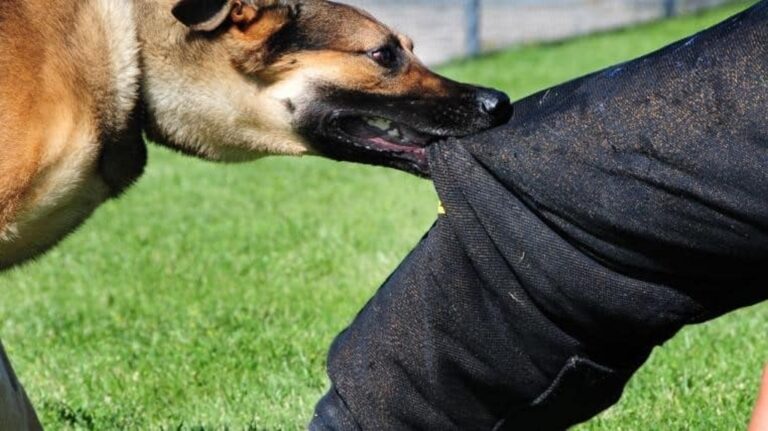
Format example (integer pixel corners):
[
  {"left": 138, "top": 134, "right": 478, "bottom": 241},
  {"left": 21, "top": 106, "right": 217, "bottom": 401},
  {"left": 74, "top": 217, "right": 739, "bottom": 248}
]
[
  {"left": 368, "top": 136, "right": 422, "bottom": 153},
  {"left": 339, "top": 116, "right": 433, "bottom": 150}
]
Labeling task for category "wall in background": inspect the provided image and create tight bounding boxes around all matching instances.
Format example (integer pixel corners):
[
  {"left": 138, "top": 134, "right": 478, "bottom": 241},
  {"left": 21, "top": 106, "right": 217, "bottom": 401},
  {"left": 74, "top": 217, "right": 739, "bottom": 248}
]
[{"left": 344, "top": 0, "right": 734, "bottom": 65}]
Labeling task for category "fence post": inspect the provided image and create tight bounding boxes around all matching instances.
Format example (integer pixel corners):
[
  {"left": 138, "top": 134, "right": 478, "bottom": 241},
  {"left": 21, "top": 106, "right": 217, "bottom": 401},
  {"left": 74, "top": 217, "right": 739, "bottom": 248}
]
[
  {"left": 465, "top": 0, "right": 481, "bottom": 57},
  {"left": 664, "top": 0, "right": 677, "bottom": 17}
]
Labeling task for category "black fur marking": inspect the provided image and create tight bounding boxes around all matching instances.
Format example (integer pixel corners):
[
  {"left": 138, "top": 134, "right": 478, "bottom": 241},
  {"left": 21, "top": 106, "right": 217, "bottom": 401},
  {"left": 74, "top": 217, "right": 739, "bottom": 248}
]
[
  {"left": 297, "top": 86, "right": 511, "bottom": 176},
  {"left": 172, "top": 0, "right": 230, "bottom": 31},
  {"left": 98, "top": 103, "right": 147, "bottom": 199},
  {"left": 263, "top": 16, "right": 307, "bottom": 64},
  {"left": 283, "top": 98, "right": 296, "bottom": 113}
]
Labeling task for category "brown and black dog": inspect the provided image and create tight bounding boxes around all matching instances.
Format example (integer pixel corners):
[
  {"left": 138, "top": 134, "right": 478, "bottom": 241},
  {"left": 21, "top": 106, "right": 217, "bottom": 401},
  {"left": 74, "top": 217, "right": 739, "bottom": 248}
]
[
  {"left": 0, "top": 0, "right": 511, "bottom": 427},
  {"left": 0, "top": 0, "right": 512, "bottom": 270}
]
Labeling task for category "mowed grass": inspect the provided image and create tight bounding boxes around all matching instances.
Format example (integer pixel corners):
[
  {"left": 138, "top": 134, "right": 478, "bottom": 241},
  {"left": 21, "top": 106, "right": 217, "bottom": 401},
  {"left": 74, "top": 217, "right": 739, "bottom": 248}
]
[{"left": 1, "top": 2, "right": 765, "bottom": 429}]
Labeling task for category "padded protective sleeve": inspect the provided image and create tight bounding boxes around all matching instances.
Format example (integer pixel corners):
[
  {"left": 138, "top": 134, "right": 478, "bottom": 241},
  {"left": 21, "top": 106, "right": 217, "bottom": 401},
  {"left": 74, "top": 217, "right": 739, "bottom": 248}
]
[{"left": 310, "top": 2, "right": 768, "bottom": 429}]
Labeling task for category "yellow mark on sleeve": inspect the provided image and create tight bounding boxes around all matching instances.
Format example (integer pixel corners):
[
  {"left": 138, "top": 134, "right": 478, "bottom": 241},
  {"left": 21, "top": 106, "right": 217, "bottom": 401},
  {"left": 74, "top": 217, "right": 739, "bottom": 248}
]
[{"left": 437, "top": 201, "right": 446, "bottom": 215}]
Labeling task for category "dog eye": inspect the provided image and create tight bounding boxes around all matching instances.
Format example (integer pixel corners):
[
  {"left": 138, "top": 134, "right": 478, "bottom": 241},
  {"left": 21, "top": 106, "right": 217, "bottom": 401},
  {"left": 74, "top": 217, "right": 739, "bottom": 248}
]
[{"left": 369, "top": 46, "right": 397, "bottom": 68}]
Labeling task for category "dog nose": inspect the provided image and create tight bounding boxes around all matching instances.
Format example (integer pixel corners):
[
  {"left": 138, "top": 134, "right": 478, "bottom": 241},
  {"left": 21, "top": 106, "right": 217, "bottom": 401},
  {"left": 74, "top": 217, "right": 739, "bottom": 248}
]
[{"left": 476, "top": 88, "right": 513, "bottom": 125}]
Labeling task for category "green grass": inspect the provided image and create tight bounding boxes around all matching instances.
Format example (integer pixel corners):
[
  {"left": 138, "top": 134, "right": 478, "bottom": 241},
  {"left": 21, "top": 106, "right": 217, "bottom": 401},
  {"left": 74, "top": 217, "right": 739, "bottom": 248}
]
[{"left": 1, "top": 2, "right": 765, "bottom": 429}]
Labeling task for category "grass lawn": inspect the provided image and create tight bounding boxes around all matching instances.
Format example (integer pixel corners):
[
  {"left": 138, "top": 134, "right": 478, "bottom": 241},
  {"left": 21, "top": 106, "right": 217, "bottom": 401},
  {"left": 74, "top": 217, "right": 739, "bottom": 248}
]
[{"left": 2, "top": 2, "right": 765, "bottom": 429}]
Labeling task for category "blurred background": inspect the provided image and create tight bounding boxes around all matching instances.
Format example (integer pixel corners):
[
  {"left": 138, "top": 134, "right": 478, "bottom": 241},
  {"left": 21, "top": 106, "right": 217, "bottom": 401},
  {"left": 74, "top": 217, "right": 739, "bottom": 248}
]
[
  {"left": 1, "top": 1, "right": 764, "bottom": 430},
  {"left": 347, "top": 0, "right": 732, "bottom": 64}
]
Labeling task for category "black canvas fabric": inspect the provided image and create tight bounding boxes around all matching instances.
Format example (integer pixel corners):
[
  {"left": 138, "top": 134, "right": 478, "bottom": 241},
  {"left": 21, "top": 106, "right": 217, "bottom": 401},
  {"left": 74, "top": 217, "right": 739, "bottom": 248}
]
[{"left": 310, "top": 2, "right": 768, "bottom": 430}]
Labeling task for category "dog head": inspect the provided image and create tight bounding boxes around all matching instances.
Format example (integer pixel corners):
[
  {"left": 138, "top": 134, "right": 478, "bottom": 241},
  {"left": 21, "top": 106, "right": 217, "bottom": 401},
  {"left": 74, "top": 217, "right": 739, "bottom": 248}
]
[{"left": 143, "top": 0, "right": 512, "bottom": 175}]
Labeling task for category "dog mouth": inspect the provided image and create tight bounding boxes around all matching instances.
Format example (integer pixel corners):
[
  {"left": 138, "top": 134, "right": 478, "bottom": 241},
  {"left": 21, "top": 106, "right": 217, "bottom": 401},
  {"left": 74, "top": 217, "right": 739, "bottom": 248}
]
[
  {"left": 325, "top": 115, "right": 443, "bottom": 175},
  {"left": 337, "top": 116, "right": 439, "bottom": 150}
]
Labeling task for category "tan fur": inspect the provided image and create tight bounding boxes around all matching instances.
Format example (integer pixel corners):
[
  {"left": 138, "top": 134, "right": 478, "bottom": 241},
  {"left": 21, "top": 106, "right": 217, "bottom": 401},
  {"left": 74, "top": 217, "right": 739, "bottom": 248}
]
[
  {"left": 135, "top": 0, "right": 305, "bottom": 161},
  {"left": 273, "top": 50, "right": 450, "bottom": 96},
  {"left": 248, "top": 3, "right": 448, "bottom": 97},
  {"left": 230, "top": 6, "right": 293, "bottom": 74},
  {"left": 0, "top": 0, "right": 139, "bottom": 267}
]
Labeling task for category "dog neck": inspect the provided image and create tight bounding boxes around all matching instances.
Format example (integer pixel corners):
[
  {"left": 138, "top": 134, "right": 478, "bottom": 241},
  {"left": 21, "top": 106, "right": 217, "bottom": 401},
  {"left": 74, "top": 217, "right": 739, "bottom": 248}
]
[
  {"left": 96, "top": 0, "right": 143, "bottom": 135},
  {"left": 94, "top": 0, "right": 147, "bottom": 197}
]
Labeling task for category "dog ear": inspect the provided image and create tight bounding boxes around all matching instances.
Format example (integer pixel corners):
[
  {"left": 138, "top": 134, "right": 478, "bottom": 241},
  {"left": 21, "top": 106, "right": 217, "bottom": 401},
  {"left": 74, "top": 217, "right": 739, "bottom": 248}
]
[
  {"left": 172, "top": 0, "right": 235, "bottom": 32},
  {"left": 229, "top": 0, "right": 296, "bottom": 29},
  {"left": 228, "top": 1, "right": 298, "bottom": 74}
]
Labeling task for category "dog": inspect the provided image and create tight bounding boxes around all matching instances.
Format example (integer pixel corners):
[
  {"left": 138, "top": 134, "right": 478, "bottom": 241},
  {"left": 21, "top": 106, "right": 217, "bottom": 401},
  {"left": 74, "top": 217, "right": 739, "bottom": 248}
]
[
  {"left": 0, "top": 0, "right": 512, "bottom": 427},
  {"left": 0, "top": 0, "right": 512, "bottom": 270}
]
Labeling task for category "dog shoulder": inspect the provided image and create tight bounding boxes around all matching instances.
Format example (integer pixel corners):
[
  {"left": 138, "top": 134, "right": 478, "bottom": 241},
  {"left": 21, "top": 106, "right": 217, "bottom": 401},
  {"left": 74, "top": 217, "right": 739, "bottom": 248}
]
[{"left": 0, "top": 0, "right": 145, "bottom": 268}]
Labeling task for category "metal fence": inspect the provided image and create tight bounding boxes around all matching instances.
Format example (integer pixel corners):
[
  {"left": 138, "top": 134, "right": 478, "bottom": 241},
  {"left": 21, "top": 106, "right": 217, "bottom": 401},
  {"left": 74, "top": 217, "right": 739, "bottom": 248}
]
[{"left": 343, "top": 0, "right": 733, "bottom": 65}]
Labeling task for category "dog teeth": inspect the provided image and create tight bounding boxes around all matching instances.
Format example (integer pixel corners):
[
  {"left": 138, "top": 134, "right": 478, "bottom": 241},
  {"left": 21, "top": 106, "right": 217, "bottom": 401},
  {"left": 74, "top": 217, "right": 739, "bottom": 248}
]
[
  {"left": 387, "top": 128, "right": 401, "bottom": 139},
  {"left": 365, "top": 117, "right": 392, "bottom": 131}
]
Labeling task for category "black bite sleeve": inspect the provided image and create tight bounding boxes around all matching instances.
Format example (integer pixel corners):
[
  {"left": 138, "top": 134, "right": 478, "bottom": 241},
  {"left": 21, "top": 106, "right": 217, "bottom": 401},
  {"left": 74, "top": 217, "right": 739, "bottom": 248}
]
[{"left": 311, "top": 2, "right": 768, "bottom": 429}]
